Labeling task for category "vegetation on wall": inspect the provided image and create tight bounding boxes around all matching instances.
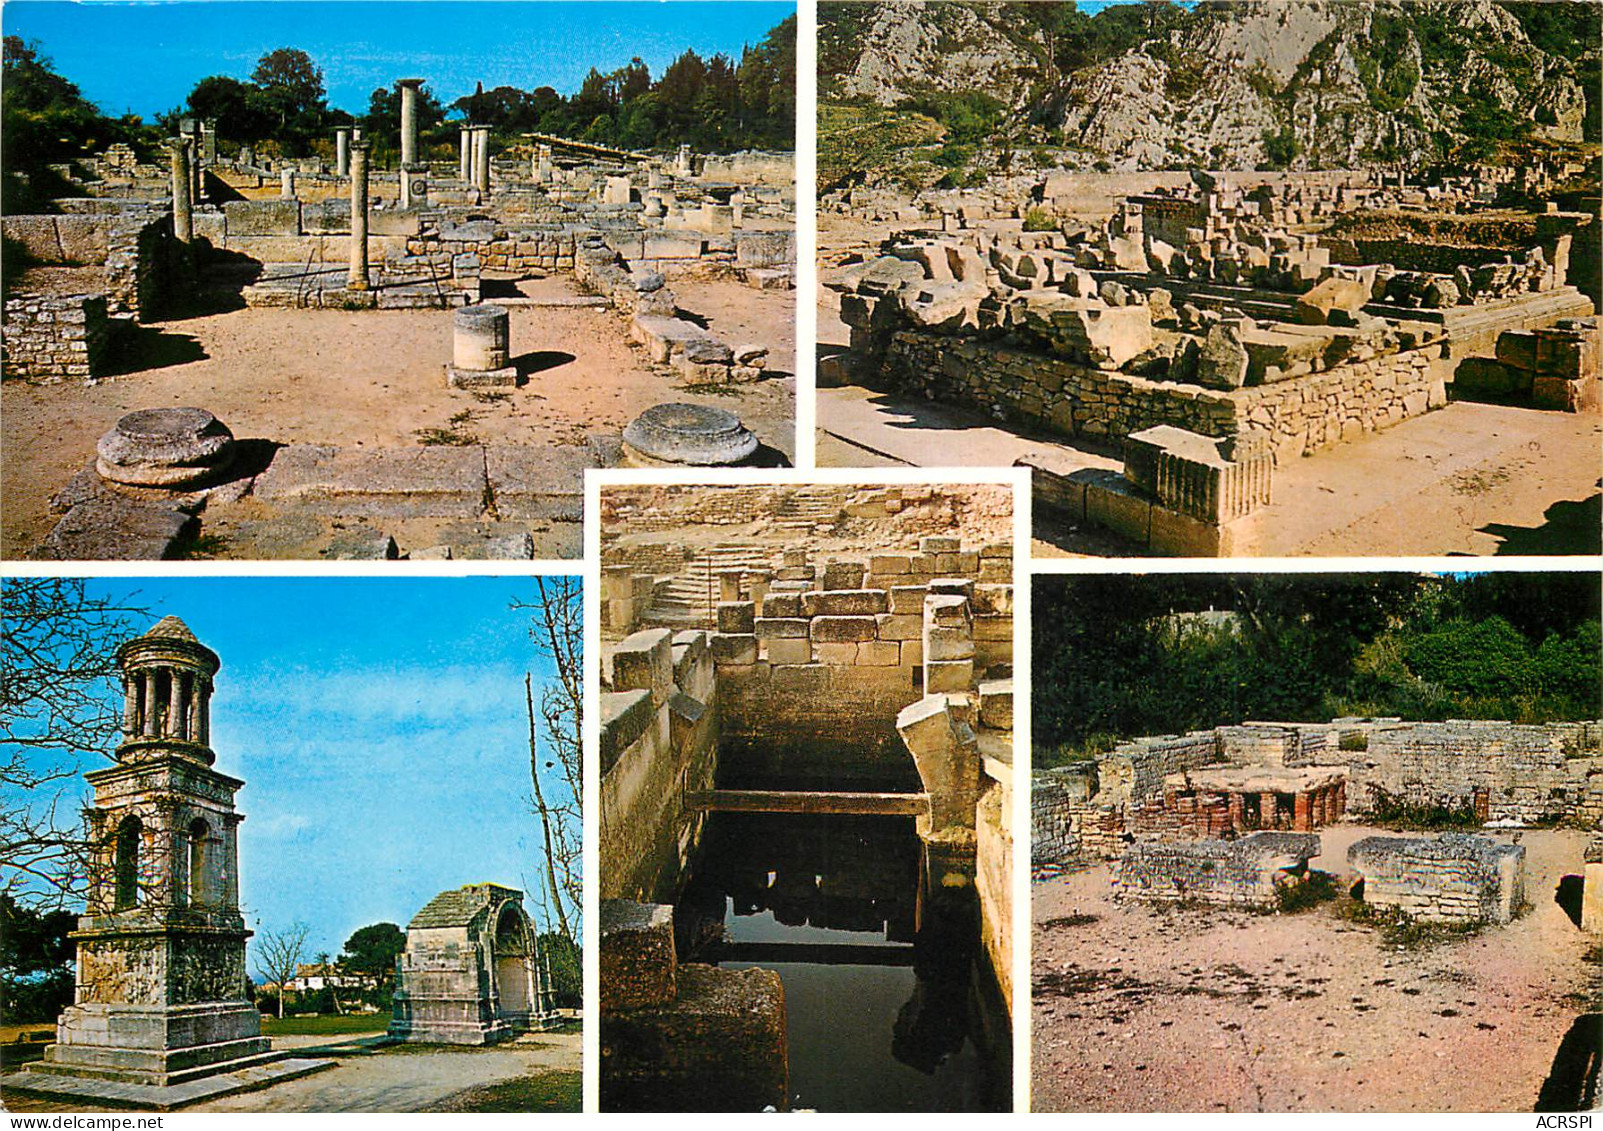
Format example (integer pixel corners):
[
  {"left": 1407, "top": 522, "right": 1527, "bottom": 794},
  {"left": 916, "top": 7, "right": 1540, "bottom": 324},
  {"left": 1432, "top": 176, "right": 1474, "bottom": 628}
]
[{"left": 1033, "top": 573, "right": 1601, "bottom": 765}]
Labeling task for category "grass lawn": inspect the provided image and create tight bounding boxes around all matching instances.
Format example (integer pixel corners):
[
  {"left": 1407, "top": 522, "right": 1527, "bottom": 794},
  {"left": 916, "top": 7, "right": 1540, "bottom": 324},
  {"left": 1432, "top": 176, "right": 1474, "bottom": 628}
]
[
  {"left": 260, "top": 1013, "right": 390, "bottom": 1037},
  {"left": 425, "top": 1069, "right": 582, "bottom": 1113}
]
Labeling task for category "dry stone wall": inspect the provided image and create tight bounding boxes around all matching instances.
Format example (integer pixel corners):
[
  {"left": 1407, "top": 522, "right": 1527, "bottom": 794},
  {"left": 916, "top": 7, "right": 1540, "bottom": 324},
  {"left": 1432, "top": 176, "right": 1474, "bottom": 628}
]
[{"left": 1, "top": 294, "right": 112, "bottom": 382}]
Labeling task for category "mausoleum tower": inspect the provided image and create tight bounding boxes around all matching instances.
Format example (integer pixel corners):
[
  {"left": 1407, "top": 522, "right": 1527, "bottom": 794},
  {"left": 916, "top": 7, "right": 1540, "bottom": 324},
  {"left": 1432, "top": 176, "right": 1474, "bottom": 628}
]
[{"left": 33, "top": 615, "right": 273, "bottom": 1086}]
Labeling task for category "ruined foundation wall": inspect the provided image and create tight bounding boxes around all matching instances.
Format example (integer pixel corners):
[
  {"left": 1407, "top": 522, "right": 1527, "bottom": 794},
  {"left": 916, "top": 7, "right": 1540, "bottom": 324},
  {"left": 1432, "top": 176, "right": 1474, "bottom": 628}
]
[
  {"left": 5, "top": 207, "right": 175, "bottom": 321},
  {"left": 2, "top": 293, "right": 111, "bottom": 382},
  {"left": 879, "top": 332, "right": 1446, "bottom": 460},
  {"left": 1345, "top": 720, "right": 1601, "bottom": 824},
  {"left": 1349, "top": 835, "right": 1525, "bottom": 924},
  {"left": 1114, "top": 834, "right": 1317, "bottom": 908},
  {"left": 600, "top": 630, "right": 719, "bottom": 905},
  {"left": 1097, "top": 732, "right": 1222, "bottom": 807}
]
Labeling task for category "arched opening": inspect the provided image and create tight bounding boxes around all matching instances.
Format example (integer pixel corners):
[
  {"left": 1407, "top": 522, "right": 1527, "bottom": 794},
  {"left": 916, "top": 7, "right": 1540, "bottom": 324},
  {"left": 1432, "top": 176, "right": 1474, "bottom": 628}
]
[
  {"left": 492, "top": 904, "right": 534, "bottom": 1019},
  {"left": 187, "top": 818, "right": 210, "bottom": 907},
  {"left": 114, "top": 816, "right": 142, "bottom": 910}
]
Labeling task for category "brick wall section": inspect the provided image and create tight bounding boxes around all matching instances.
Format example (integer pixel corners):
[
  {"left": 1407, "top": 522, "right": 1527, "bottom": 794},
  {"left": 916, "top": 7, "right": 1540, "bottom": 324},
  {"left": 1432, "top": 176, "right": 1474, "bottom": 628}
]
[
  {"left": 880, "top": 331, "right": 1446, "bottom": 461},
  {"left": 2, "top": 294, "right": 111, "bottom": 382}
]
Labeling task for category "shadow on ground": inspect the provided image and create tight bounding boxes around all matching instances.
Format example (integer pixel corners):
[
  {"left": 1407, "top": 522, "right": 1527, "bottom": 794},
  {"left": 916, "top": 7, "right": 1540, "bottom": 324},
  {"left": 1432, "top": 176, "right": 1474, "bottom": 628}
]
[{"left": 1480, "top": 489, "right": 1603, "bottom": 556}]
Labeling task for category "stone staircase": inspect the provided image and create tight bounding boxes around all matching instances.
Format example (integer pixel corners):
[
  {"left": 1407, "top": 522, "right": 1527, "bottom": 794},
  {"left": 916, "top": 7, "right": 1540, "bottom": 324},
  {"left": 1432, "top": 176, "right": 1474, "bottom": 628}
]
[
  {"left": 644, "top": 543, "right": 776, "bottom": 628},
  {"left": 772, "top": 486, "right": 849, "bottom": 530}
]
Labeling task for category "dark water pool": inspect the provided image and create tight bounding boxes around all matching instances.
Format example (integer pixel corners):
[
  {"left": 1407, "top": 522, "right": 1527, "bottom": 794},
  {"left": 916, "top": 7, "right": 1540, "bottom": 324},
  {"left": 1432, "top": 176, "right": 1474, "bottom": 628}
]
[{"left": 678, "top": 812, "right": 1010, "bottom": 1112}]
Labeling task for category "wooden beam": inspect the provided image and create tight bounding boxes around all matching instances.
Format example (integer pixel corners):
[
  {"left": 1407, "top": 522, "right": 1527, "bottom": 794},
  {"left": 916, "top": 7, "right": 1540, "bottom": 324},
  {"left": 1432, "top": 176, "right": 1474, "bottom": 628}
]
[{"left": 684, "top": 789, "right": 929, "bottom": 816}]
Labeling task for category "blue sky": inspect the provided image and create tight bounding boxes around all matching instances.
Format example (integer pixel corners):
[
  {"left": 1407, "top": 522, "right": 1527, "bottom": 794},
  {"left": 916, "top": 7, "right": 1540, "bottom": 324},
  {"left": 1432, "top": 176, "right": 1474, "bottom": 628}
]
[
  {"left": 2, "top": 1, "right": 794, "bottom": 120},
  {"left": 27, "top": 577, "right": 577, "bottom": 970}
]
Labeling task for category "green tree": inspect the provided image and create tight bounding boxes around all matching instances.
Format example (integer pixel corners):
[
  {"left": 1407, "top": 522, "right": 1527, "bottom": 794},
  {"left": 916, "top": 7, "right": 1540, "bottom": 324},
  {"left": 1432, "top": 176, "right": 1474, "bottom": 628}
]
[
  {"left": 340, "top": 922, "right": 405, "bottom": 986},
  {"left": 250, "top": 47, "right": 326, "bottom": 150}
]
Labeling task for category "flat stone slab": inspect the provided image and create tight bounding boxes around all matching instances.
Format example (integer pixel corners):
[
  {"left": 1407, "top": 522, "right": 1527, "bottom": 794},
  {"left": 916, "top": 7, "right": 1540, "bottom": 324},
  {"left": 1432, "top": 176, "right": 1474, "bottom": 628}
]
[
  {"left": 253, "top": 445, "right": 489, "bottom": 518},
  {"left": 1, "top": 1057, "right": 336, "bottom": 1111},
  {"left": 34, "top": 496, "right": 196, "bottom": 560},
  {"left": 484, "top": 444, "right": 592, "bottom": 521}
]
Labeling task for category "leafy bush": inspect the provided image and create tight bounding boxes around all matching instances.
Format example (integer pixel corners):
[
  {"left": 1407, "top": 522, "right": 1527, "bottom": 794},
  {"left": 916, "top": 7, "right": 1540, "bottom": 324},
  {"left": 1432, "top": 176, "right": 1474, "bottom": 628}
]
[{"left": 1023, "top": 207, "right": 1057, "bottom": 232}]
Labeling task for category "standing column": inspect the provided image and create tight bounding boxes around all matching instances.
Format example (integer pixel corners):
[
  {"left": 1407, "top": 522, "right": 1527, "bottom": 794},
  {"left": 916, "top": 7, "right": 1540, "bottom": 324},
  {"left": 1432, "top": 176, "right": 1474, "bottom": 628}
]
[
  {"left": 280, "top": 167, "right": 296, "bottom": 200},
  {"left": 123, "top": 675, "right": 139, "bottom": 737},
  {"left": 142, "top": 671, "right": 160, "bottom": 736},
  {"left": 165, "top": 668, "right": 184, "bottom": 739},
  {"left": 197, "top": 679, "right": 211, "bottom": 746},
  {"left": 398, "top": 78, "right": 424, "bottom": 169},
  {"left": 473, "top": 125, "right": 491, "bottom": 193},
  {"left": 335, "top": 127, "right": 351, "bottom": 176},
  {"left": 166, "top": 138, "right": 193, "bottom": 243},
  {"left": 460, "top": 126, "right": 473, "bottom": 182},
  {"left": 348, "top": 139, "right": 371, "bottom": 291},
  {"left": 187, "top": 673, "right": 202, "bottom": 742}
]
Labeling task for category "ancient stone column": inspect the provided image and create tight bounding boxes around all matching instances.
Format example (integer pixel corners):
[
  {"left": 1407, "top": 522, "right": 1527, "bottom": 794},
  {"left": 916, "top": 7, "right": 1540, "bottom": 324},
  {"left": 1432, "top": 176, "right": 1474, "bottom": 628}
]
[
  {"left": 166, "top": 138, "right": 193, "bottom": 244},
  {"left": 676, "top": 143, "right": 691, "bottom": 176},
  {"left": 335, "top": 127, "right": 351, "bottom": 176},
  {"left": 123, "top": 678, "right": 139, "bottom": 737},
  {"left": 398, "top": 78, "right": 424, "bottom": 169},
  {"left": 473, "top": 125, "right": 492, "bottom": 193},
  {"left": 460, "top": 127, "right": 473, "bottom": 182},
  {"left": 348, "top": 139, "right": 371, "bottom": 291},
  {"left": 280, "top": 167, "right": 296, "bottom": 201},
  {"left": 169, "top": 670, "right": 187, "bottom": 740},
  {"left": 197, "top": 680, "right": 211, "bottom": 747},
  {"left": 454, "top": 304, "right": 509, "bottom": 370},
  {"left": 142, "top": 671, "right": 159, "bottom": 736}
]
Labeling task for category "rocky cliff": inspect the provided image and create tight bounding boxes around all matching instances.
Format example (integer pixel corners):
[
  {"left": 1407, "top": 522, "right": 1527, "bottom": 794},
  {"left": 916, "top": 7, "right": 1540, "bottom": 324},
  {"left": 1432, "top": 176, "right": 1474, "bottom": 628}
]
[{"left": 821, "top": 0, "right": 1596, "bottom": 172}]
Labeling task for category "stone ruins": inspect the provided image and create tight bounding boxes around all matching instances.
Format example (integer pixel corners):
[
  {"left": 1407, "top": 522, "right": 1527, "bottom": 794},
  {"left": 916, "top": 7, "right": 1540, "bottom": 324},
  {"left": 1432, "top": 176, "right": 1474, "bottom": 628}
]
[
  {"left": 389, "top": 883, "right": 558, "bottom": 1044},
  {"left": 1035, "top": 717, "right": 1601, "bottom": 922},
  {"left": 823, "top": 164, "right": 1599, "bottom": 554},
  {"left": 5, "top": 91, "right": 794, "bottom": 561},
  {"left": 596, "top": 483, "right": 1014, "bottom": 1111},
  {"left": 3, "top": 617, "right": 334, "bottom": 1108}
]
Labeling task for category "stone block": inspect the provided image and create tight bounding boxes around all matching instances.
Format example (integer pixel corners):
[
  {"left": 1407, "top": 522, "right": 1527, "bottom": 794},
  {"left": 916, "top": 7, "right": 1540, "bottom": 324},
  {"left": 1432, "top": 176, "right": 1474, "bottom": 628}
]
[
  {"left": 765, "top": 637, "right": 811, "bottom": 665},
  {"left": 821, "top": 560, "right": 867, "bottom": 590},
  {"left": 761, "top": 592, "right": 802, "bottom": 618},
  {"left": 600, "top": 689, "right": 655, "bottom": 771},
  {"left": 717, "top": 602, "right": 755, "bottom": 634},
  {"left": 223, "top": 199, "right": 301, "bottom": 237},
  {"left": 889, "top": 585, "right": 930, "bottom": 614},
  {"left": 814, "top": 642, "right": 859, "bottom": 665},
  {"left": 811, "top": 616, "right": 878, "bottom": 643},
  {"left": 755, "top": 617, "right": 809, "bottom": 640},
  {"left": 875, "top": 613, "right": 923, "bottom": 641},
  {"left": 978, "top": 679, "right": 1013, "bottom": 730},
  {"left": 919, "top": 535, "right": 961, "bottom": 554},
  {"left": 802, "top": 589, "right": 890, "bottom": 617},
  {"left": 856, "top": 640, "right": 901, "bottom": 666},
  {"left": 901, "top": 639, "right": 924, "bottom": 667},
  {"left": 870, "top": 554, "right": 912, "bottom": 574},
  {"left": 926, "top": 659, "right": 974, "bottom": 694},
  {"left": 925, "top": 625, "right": 976, "bottom": 662},
  {"left": 600, "top": 964, "right": 787, "bottom": 1113},
  {"left": 600, "top": 900, "right": 676, "bottom": 1012},
  {"left": 613, "top": 628, "right": 674, "bottom": 707},
  {"left": 925, "top": 594, "right": 971, "bottom": 627},
  {"left": 710, "top": 633, "right": 758, "bottom": 665}
]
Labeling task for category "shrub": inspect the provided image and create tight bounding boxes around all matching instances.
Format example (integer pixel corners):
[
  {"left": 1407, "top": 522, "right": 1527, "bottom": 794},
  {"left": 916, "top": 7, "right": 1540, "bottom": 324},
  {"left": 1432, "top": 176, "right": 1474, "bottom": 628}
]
[{"left": 1023, "top": 208, "right": 1057, "bottom": 233}]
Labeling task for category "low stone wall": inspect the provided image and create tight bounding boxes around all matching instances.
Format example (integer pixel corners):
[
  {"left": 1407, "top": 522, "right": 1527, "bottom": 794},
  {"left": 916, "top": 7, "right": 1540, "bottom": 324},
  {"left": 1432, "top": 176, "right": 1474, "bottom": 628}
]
[
  {"left": 1348, "top": 833, "right": 1525, "bottom": 924},
  {"left": 879, "top": 331, "right": 1448, "bottom": 461},
  {"left": 1114, "top": 832, "right": 1320, "bottom": 908},
  {"left": 1096, "top": 731, "right": 1221, "bottom": 807},
  {"left": 599, "top": 628, "right": 719, "bottom": 904},
  {"left": 1, "top": 293, "right": 112, "bottom": 382},
  {"left": 1344, "top": 720, "right": 1603, "bottom": 825},
  {"left": 1217, "top": 724, "right": 1330, "bottom": 767},
  {"left": 5, "top": 205, "right": 177, "bottom": 321}
]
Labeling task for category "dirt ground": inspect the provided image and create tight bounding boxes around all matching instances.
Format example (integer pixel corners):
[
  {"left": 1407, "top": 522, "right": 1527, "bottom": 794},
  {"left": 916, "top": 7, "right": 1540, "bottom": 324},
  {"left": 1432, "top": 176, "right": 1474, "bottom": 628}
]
[
  {"left": 1031, "top": 825, "right": 1598, "bottom": 1112},
  {"left": 1, "top": 1029, "right": 581, "bottom": 1114},
  {"left": 1, "top": 274, "right": 795, "bottom": 559},
  {"left": 815, "top": 221, "right": 1601, "bottom": 558}
]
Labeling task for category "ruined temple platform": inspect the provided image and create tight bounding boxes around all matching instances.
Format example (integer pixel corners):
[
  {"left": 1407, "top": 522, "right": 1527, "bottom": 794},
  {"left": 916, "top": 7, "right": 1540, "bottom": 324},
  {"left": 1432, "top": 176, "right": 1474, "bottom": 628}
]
[
  {"left": 1, "top": 1056, "right": 336, "bottom": 1111},
  {"left": 819, "top": 385, "right": 1600, "bottom": 557}
]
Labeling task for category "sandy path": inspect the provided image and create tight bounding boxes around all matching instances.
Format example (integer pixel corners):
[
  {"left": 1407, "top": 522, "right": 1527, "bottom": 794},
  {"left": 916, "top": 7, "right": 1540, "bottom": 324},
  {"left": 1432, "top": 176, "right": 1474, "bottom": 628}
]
[
  {"left": 2, "top": 277, "right": 795, "bottom": 557},
  {"left": 2, "top": 1031, "right": 580, "bottom": 1114},
  {"left": 1032, "top": 826, "right": 1596, "bottom": 1112}
]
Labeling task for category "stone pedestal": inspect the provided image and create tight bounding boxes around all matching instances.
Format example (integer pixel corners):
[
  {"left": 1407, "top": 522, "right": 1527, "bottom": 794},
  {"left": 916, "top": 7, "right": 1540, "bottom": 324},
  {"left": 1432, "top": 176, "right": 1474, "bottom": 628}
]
[
  {"left": 446, "top": 304, "right": 518, "bottom": 387},
  {"left": 96, "top": 408, "right": 235, "bottom": 488},
  {"left": 619, "top": 403, "right": 758, "bottom": 467}
]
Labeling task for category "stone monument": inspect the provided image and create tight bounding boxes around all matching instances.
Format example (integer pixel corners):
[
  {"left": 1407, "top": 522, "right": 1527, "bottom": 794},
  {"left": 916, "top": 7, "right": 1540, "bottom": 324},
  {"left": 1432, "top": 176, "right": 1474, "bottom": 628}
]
[{"left": 9, "top": 617, "right": 333, "bottom": 1107}]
